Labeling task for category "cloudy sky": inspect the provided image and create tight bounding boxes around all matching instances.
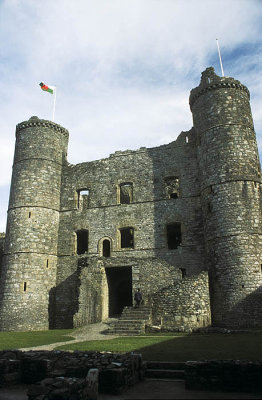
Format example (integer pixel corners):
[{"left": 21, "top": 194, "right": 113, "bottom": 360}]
[{"left": 0, "top": 0, "right": 262, "bottom": 232}]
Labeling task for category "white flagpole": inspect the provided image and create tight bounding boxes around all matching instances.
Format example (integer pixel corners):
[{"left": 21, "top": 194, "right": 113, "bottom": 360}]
[
  {"left": 216, "top": 39, "right": 224, "bottom": 77},
  {"left": 52, "top": 87, "right": 57, "bottom": 122}
]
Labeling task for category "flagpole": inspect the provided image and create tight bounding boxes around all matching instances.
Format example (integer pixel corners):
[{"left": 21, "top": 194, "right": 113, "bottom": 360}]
[
  {"left": 216, "top": 39, "right": 224, "bottom": 77},
  {"left": 52, "top": 87, "right": 57, "bottom": 122}
]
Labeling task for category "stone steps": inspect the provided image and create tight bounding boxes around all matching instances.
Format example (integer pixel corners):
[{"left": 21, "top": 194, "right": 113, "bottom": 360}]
[
  {"left": 108, "top": 306, "right": 151, "bottom": 335},
  {"left": 145, "top": 361, "right": 185, "bottom": 381}
]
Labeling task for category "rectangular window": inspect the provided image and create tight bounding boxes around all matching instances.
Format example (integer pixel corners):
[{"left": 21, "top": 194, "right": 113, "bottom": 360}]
[
  {"left": 120, "top": 183, "right": 133, "bottom": 204},
  {"left": 76, "top": 230, "right": 89, "bottom": 255},
  {"left": 77, "top": 189, "right": 90, "bottom": 209},
  {"left": 167, "top": 223, "right": 182, "bottom": 249},
  {"left": 120, "top": 227, "right": 134, "bottom": 248},
  {"left": 164, "top": 176, "right": 180, "bottom": 199}
]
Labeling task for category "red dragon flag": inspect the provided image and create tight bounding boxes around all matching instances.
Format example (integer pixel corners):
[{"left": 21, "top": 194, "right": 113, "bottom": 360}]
[
  {"left": 39, "top": 82, "right": 57, "bottom": 121},
  {"left": 39, "top": 82, "right": 55, "bottom": 94}
]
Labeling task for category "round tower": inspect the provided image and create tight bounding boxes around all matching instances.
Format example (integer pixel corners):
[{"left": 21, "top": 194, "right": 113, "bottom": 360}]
[
  {"left": 0, "top": 116, "right": 69, "bottom": 331},
  {"left": 190, "top": 68, "right": 262, "bottom": 328}
]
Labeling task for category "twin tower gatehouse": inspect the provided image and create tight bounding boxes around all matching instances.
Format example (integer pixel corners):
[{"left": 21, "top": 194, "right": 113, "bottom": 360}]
[{"left": 0, "top": 67, "right": 262, "bottom": 331}]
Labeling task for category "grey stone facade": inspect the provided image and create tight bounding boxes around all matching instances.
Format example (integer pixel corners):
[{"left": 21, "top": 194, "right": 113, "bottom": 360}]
[{"left": 0, "top": 67, "right": 261, "bottom": 331}]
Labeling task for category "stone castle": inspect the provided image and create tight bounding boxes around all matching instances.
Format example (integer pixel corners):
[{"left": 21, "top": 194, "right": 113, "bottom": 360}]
[{"left": 0, "top": 67, "right": 262, "bottom": 332}]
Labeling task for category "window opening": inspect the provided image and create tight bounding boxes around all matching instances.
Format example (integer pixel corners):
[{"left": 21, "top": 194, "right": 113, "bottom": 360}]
[
  {"left": 164, "top": 177, "right": 180, "bottom": 199},
  {"left": 103, "top": 239, "right": 111, "bottom": 257},
  {"left": 28, "top": 212, "right": 31, "bottom": 218},
  {"left": 23, "top": 282, "right": 27, "bottom": 292},
  {"left": 180, "top": 268, "right": 186, "bottom": 278},
  {"left": 186, "top": 136, "right": 189, "bottom": 143},
  {"left": 46, "top": 259, "right": 49, "bottom": 268},
  {"left": 167, "top": 223, "right": 182, "bottom": 249},
  {"left": 77, "top": 189, "right": 89, "bottom": 209},
  {"left": 120, "top": 183, "right": 133, "bottom": 204},
  {"left": 120, "top": 227, "right": 134, "bottom": 249},
  {"left": 76, "top": 230, "right": 89, "bottom": 255}
]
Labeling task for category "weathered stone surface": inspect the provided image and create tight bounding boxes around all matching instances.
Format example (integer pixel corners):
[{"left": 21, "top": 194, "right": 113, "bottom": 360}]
[
  {"left": 0, "top": 350, "right": 142, "bottom": 398},
  {"left": 0, "top": 68, "right": 262, "bottom": 331}
]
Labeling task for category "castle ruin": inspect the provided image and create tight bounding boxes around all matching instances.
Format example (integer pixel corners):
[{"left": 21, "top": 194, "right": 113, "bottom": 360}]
[{"left": 0, "top": 67, "right": 262, "bottom": 332}]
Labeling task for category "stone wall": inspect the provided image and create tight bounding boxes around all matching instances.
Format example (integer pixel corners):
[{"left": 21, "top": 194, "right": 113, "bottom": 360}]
[
  {"left": 0, "top": 350, "right": 144, "bottom": 397},
  {"left": 0, "top": 233, "right": 5, "bottom": 273},
  {"left": 191, "top": 67, "right": 262, "bottom": 328},
  {"left": 54, "top": 129, "right": 206, "bottom": 329},
  {"left": 0, "top": 117, "right": 69, "bottom": 331},
  {"left": 185, "top": 360, "right": 262, "bottom": 393},
  {"left": 151, "top": 271, "right": 211, "bottom": 331}
]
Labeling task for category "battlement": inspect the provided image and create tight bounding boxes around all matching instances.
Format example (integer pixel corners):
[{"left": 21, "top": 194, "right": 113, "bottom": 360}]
[
  {"left": 16, "top": 116, "right": 69, "bottom": 139},
  {"left": 189, "top": 67, "right": 249, "bottom": 109}
]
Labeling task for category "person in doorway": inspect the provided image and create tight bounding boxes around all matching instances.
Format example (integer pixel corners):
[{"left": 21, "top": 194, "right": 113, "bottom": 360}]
[{"left": 134, "top": 288, "right": 142, "bottom": 308}]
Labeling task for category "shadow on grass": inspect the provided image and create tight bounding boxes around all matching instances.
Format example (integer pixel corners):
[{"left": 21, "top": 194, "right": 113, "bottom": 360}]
[{"left": 55, "top": 332, "right": 262, "bottom": 361}]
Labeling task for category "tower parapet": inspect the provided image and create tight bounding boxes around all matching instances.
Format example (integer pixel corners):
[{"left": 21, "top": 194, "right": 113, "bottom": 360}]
[
  {"left": 191, "top": 67, "right": 262, "bottom": 328},
  {"left": 0, "top": 116, "right": 69, "bottom": 331}
]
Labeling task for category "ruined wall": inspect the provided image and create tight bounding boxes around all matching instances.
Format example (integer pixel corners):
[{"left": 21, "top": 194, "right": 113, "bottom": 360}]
[
  {"left": 55, "top": 128, "right": 206, "bottom": 328},
  {"left": 151, "top": 271, "right": 211, "bottom": 331}
]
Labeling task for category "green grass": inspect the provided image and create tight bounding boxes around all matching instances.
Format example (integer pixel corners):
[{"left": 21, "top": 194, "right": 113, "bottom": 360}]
[
  {"left": 1, "top": 330, "right": 262, "bottom": 362},
  {"left": 55, "top": 333, "right": 262, "bottom": 361},
  {"left": 0, "top": 329, "right": 74, "bottom": 350}
]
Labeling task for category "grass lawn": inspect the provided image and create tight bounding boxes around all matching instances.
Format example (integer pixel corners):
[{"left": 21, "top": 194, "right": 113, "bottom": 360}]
[
  {"left": 55, "top": 333, "right": 262, "bottom": 361},
  {"left": 0, "top": 329, "right": 74, "bottom": 350}
]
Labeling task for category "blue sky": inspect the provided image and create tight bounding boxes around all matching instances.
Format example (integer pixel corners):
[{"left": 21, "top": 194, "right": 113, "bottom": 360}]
[{"left": 0, "top": 0, "right": 262, "bottom": 232}]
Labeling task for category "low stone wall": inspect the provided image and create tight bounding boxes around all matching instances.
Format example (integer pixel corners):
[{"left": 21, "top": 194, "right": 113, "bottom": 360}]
[
  {"left": 28, "top": 369, "right": 99, "bottom": 400},
  {"left": 185, "top": 360, "right": 262, "bottom": 393},
  {"left": 0, "top": 350, "right": 145, "bottom": 398}
]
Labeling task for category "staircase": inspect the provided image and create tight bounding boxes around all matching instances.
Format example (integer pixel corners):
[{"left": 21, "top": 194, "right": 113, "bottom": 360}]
[
  {"left": 108, "top": 305, "right": 151, "bottom": 335},
  {"left": 145, "top": 361, "right": 185, "bottom": 381}
]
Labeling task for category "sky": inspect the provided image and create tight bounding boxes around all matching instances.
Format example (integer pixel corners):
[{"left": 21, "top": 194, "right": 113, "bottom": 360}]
[{"left": 0, "top": 0, "right": 262, "bottom": 232}]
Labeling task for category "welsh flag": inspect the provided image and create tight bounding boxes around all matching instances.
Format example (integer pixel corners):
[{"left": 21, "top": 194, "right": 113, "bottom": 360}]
[{"left": 39, "top": 82, "right": 55, "bottom": 94}]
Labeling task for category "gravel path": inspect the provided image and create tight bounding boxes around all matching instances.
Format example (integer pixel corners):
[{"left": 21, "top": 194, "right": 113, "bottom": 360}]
[{"left": 19, "top": 319, "right": 119, "bottom": 352}]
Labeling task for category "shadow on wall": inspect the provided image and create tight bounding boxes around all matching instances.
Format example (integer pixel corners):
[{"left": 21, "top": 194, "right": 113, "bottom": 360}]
[
  {"left": 48, "top": 267, "right": 82, "bottom": 329},
  {"left": 49, "top": 258, "right": 101, "bottom": 329},
  {"left": 226, "top": 286, "right": 262, "bottom": 329}
]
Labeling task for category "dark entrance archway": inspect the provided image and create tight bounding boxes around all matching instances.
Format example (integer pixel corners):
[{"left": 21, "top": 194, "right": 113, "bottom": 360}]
[{"left": 106, "top": 266, "right": 132, "bottom": 317}]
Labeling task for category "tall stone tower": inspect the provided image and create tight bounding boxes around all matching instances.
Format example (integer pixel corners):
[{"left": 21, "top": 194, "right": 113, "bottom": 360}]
[
  {"left": 0, "top": 117, "right": 68, "bottom": 331},
  {"left": 190, "top": 68, "right": 262, "bottom": 328}
]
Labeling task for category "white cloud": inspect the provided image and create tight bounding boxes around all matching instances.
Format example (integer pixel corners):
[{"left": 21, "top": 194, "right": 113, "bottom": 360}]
[{"left": 0, "top": 0, "right": 262, "bottom": 231}]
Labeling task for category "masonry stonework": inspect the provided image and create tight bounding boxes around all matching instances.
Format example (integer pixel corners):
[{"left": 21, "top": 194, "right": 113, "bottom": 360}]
[{"left": 0, "top": 67, "right": 261, "bottom": 331}]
